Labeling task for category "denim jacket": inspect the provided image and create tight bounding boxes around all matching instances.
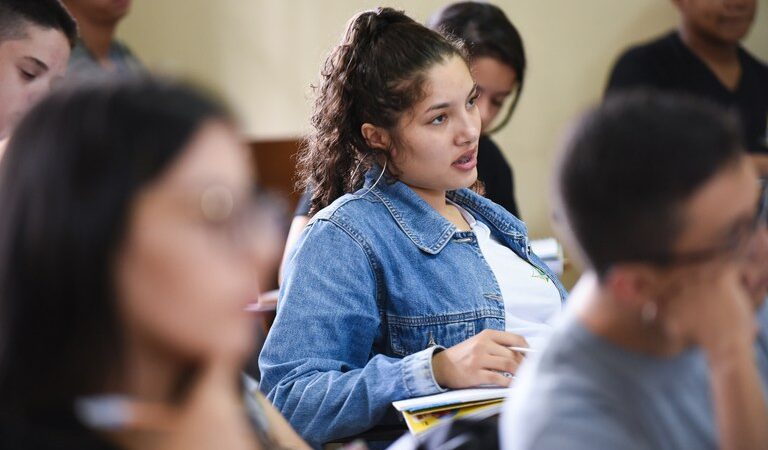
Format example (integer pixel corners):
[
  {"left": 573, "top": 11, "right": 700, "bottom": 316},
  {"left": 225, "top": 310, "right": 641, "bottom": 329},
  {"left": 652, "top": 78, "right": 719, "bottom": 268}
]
[{"left": 259, "top": 169, "right": 567, "bottom": 447}]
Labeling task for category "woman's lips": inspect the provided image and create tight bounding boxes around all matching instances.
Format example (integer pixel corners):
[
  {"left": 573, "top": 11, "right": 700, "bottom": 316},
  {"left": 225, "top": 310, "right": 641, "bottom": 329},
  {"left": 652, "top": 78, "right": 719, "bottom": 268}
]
[{"left": 452, "top": 149, "right": 477, "bottom": 171}]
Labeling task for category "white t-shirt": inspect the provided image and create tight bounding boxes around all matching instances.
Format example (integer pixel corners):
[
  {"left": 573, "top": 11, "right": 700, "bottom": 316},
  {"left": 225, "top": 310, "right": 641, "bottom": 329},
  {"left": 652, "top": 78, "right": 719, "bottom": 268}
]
[{"left": 452, "top": 202, "right": 562, "bottom": 350}]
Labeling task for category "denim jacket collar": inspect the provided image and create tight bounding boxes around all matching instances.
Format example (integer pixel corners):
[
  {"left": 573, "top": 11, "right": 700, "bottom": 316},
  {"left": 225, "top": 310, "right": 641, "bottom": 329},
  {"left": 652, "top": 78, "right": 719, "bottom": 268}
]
[
  {"left": 360, "top": 166, "right": 528, "bottom": 255},
  {"left": 446, "top": 189, "right": 529, "bottom": 238}
]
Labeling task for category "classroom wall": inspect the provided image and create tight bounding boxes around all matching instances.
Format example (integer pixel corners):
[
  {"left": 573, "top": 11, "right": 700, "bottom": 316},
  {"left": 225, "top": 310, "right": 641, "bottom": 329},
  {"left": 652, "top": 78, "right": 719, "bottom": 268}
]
[{"left": 118, "top": 0, "right": 768, "bottom": 278}]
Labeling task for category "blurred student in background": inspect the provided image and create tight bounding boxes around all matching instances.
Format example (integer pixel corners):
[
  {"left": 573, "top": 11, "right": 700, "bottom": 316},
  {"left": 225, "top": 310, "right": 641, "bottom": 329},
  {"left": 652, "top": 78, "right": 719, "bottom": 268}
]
[
  {"left": 62, "top": 0, "right": 142, "bottom": 80},
  {"left": 259, "top": 8, "right": 565, "bottom": 447},
  {"left": 606, "top": 0, "right": 768, "bottom": 174},
  {"left": 0, "top": 78, "right": 308, "bottom": 450},
  {"left": 0, "top": 0, "right": 76, "bottom": 156},
  {"left": 428, "top": 1, "right": 526, "bottom": 218},
  {"left": 502, "top": 92, "right": 768, "bottom": 450}
]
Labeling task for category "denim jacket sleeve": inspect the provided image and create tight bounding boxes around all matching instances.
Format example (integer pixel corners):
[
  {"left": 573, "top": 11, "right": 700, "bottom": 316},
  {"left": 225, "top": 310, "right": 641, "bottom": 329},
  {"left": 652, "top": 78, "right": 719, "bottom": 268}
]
[{"left": 258, "top": 218, "right": 445, "bottom": 447}]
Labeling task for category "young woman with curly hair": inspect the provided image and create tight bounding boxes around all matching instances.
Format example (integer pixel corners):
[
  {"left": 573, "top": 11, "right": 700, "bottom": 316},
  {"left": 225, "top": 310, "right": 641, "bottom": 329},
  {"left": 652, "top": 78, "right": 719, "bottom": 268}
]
[{"left": 258, "top": 8, "right": 566, "bottom": 447}]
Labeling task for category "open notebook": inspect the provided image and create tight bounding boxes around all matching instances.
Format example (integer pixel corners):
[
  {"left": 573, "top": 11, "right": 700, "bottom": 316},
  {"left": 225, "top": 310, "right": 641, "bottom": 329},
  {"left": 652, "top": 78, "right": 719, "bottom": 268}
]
[{"left": 392, "top": 387, "right": 510, "bottom": 434}]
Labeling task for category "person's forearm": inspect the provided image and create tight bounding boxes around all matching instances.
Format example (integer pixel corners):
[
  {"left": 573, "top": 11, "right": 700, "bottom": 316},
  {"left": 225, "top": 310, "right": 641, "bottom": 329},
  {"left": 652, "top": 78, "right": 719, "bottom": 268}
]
[
  {"left": 707, "top": 341, "right": 768, "bottom": 450},
  {"left": 261, "top": 349, "right": 444, "bottom": 446}
]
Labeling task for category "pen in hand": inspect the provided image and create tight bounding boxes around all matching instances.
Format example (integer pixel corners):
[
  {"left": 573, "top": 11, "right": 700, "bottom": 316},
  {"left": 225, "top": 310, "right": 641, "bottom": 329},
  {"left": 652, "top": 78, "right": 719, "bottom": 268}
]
[{"left": 508, "top": 346, "right": 535, "bottom": 354}]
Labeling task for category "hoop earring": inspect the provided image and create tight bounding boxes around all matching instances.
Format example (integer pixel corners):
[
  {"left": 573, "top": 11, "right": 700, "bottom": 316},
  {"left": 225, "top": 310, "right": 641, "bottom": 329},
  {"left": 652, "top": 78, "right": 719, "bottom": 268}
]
[
  {"left": 350, "top": 153, "right": 372, "bottom": 179},
  {"left": 641, "top": 301, "right": 658, "bottom": 324},
  {"left": 361, "top": 159, "right": 387, "bottom": 196}
]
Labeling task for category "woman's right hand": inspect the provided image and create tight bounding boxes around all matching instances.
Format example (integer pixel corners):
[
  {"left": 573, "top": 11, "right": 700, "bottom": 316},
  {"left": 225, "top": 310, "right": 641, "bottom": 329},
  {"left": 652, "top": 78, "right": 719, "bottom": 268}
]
[
  {"left": 431, "top": 329, "right": 528, "bottom": 389},
  {"left": 659, "top": 264, "right": 756, "bottom": 360}
]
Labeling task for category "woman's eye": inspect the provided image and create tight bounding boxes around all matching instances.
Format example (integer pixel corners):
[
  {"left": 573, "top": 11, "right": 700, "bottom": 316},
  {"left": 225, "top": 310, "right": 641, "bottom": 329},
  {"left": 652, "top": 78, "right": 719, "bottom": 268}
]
[
  {"left": 430, "top": 114, "right": 447, "bottom": 125},
  {"left": 19, "top": 70, "right": 35, "bottom": 81},
  {"left": 491, "top": 98, "right": 504, "bottom": 108},
  {"left": 468, "top": 94, "right": 480, "bottom": 108}
]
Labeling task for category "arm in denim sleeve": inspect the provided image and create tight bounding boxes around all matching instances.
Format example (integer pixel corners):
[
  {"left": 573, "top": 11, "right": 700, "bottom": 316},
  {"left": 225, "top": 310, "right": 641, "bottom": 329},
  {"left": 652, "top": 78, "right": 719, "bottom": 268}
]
[{"left": 258, "top": 218, "right": 445, "bottom": 447}]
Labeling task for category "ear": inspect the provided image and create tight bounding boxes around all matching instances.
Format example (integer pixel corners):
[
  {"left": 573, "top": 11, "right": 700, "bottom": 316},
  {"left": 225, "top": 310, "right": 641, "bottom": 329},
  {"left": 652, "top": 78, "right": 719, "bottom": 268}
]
[
  {"left": 361, "top": 123, "right": 392, "bottom": 153},
  {"left": 603, "top": 263, "right": 663, "bottom": 313}
]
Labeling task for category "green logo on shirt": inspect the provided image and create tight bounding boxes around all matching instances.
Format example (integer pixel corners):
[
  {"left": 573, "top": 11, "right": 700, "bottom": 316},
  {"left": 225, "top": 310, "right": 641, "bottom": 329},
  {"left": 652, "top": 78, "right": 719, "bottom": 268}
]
[{"left": 532, "top": 267, "right": 549, "bottom": 281}]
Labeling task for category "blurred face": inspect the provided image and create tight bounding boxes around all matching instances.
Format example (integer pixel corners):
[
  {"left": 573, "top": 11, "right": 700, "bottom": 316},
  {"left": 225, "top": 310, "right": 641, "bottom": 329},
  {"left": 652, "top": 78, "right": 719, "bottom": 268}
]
[
  {"left": 674, "top": 0, "right": 757, "bottom": 44},
  {"left": 387, "top": 55, "right": 481, "bottom": 196},
  {"left": 115, "top": 122, "right": 261, "bottom": 365},
  {"left": 472, "top": 56, "right": 517, "bottom": 133},
  {"left": 661, "top": 156, "right": 768, "bottom": 306},
  {"left": 63, "top": 0, "right": 132, "bottom": 24},
  {"left": 0, "top": 25, "right": 70, "bottom": 139}
]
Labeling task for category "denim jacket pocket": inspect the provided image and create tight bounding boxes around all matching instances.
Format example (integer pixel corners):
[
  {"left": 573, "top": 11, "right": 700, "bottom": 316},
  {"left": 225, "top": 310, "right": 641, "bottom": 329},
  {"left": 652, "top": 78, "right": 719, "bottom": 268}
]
[{"left": 387, "top": 310, "right": 504, "bottom": 357}]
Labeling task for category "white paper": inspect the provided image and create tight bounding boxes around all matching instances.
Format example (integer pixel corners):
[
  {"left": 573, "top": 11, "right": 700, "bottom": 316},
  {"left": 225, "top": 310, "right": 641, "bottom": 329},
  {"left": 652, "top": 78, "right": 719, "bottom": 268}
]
[
  {"left": 530, "top": 238, "right": 560, "bottom": 260},
  {"left": 391, "top": 387, "right": 510, "bottom": 412}
]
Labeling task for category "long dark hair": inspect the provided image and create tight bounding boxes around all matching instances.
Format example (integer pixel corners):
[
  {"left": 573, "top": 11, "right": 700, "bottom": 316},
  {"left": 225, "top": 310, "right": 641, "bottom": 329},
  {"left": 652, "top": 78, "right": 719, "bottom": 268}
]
[
  {"left": 428, "top": 1, "right": 526, "bottom": 133},
  {"left": 0, "top": 78, "right": 230, "bottom": 414},
  {"left": 298, "top": 7, "right": 468, "bottom": 215}
]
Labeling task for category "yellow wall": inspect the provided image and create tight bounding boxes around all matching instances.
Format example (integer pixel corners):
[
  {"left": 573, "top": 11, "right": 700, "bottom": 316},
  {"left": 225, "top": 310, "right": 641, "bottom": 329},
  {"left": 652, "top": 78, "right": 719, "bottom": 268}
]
[{"left": 118, "top": 1, "right": 768, "bottom": 274}]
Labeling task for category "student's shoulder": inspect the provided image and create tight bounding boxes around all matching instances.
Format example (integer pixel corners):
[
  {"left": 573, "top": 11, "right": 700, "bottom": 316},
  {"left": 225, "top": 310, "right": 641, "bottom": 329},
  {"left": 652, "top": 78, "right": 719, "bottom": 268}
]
[
  {"left": 503, "top": 357, "right": 636, "bottom": 450},
  {"left": 614, "top": 31, "right": 678, "bottom": 66},
  {"left": 511, "top": 328, "right": 604, "bottom": 399},
  {"left": 503, "top": 398, "right": 645, "bottom": 450},
  {"left": 607, "top": 32, "right": 679, "bottom": 93},
  {"left": 739, "top": 47, "right": 768, "bottom": 78},
  {"left": 504, "top": 337, "right": 646, "bottom": 450},
  {"left": 305, "top": 191, "right": 391, "bottom": 243},
  {"left": 509, "top": 319, "right": 632, "bottom": 409},
  {"left": 311, "top": 191, "right": 383, "bottom": 223}
]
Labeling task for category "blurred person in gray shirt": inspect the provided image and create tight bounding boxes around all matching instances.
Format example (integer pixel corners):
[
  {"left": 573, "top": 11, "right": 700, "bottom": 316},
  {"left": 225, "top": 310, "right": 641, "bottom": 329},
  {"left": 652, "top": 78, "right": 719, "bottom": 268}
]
[
  {"left": 501, "top": 91, "right": 768, "bottom": 450},
  {"left": 62, "top": 0, "right": 141, "bottom": 80}
]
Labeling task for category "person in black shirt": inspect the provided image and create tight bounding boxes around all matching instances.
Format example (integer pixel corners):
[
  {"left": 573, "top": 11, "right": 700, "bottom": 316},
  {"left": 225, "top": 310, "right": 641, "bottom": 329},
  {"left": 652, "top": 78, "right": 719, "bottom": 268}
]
[
  {"left": 282, "top": 2, "right": 528, "bottom": 282},
  {"left": 606, "top": 0, "right": 768, "bottom": 173}
]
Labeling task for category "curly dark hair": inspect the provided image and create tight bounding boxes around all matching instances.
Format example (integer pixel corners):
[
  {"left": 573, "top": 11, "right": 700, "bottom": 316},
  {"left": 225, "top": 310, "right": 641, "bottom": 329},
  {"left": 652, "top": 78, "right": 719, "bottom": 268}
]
[
  {"left": 427, "top": 2, "right": 526, "bottom": 134},
  {"left": 297, "top": 7, "right": 469, "bottom": 215}
]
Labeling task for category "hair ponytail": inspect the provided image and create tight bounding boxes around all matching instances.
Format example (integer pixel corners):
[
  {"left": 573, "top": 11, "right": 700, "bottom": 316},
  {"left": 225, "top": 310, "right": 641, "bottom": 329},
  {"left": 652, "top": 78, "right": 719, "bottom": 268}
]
[{"left": 297, "top": 7, "right": 466, "bottom": 215}]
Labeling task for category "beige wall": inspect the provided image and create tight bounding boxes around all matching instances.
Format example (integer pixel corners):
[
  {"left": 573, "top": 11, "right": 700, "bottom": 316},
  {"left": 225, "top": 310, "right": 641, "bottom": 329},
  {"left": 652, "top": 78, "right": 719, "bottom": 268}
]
[{"left": 119, "top": 1, "right": 768, "bottom": 274}]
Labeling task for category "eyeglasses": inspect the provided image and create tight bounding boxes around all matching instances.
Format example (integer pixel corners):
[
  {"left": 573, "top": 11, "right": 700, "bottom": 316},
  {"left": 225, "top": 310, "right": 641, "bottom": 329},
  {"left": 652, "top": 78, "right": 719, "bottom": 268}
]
[
  {"left": 640, "top": 180, "right": 768, "bottom": 266},
  {"left": 196, "top": 184, "right": 284, "bottom": 251}
]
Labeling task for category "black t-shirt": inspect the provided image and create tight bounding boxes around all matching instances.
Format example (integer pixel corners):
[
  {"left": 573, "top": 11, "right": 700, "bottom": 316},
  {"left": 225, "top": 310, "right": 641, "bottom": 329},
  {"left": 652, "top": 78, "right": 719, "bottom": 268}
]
[
  {"left": 606, "top": 31, "right": 768, "bottom": 154},
  {"left": 476, "top": 135, "right": 520, "bottom": 218},
  {"left": 294, "top": 185, "right": 312, "bottom": 217},
  {"left": 293, "top": 135, "right": 521, "bottom": 218}
]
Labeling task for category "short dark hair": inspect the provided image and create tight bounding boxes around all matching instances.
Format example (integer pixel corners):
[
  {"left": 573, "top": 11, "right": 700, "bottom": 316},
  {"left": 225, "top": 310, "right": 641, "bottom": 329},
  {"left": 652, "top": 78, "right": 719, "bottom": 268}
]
[
  {"left": 0, "top": 77, "right": 230, "bottom": 414},
  {"left": 427, "top": 2, "right": 526, "bottom": 133},
  {"left": 0, "top": 0, "right": 78, "bottom": 48},
  {"left": 554, "top": 90, "right": 745, "bottom": 278}
]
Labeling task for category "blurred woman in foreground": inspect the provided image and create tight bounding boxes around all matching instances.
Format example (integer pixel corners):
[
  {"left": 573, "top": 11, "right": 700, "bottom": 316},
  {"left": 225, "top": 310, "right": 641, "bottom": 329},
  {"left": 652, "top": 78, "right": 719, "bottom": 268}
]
[{"left": 0, "top": 78, "right": 308, "bottom": 450}]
